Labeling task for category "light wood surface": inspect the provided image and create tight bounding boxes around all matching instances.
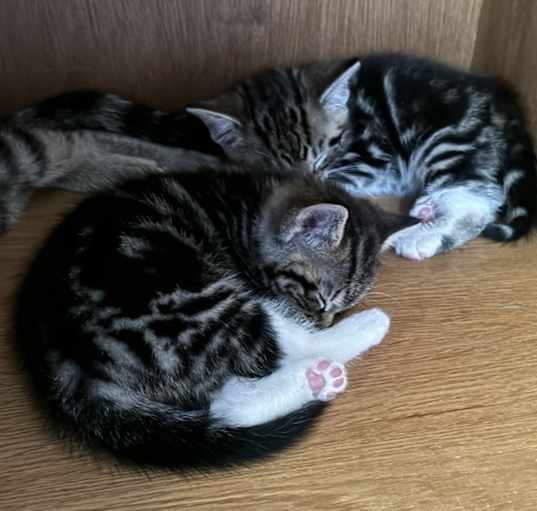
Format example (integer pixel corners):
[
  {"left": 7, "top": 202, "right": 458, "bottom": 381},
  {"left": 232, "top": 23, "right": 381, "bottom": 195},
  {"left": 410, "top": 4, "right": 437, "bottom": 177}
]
[{"left": 1, "top": 190, "right": 537, "bottom": 511}]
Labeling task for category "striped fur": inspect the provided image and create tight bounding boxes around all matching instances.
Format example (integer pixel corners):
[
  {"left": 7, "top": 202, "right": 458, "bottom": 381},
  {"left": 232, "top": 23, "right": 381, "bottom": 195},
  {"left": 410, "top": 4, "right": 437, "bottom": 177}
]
[
  {"left": 16, "top": 165, "right": 413, "bottom": 469},
  {"left": 187, "top": 55, "right": 536, "bottom": 257},
  {"left": 2, "top": 55, "right": 533, "bottom": 256}
]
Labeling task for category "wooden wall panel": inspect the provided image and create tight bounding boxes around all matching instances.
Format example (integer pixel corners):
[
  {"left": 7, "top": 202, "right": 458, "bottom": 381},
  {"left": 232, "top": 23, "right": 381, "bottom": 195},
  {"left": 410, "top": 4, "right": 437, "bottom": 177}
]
[
  {"left": 472, "top": 0, "right": 537, "bottom": 134},
  {"left": 0, "top": 0, "right": 483, "bottom": 112}
]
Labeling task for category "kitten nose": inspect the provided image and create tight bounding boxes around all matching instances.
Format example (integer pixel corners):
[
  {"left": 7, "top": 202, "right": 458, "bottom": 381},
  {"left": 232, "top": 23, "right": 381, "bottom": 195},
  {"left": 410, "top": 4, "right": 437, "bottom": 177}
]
[{"left": 320, "top": 312, "right": 335, "bottom": 328}]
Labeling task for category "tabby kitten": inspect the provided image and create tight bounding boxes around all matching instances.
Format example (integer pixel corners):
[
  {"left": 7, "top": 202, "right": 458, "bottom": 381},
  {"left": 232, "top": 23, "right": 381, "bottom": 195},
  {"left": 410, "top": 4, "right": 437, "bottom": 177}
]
[
  {"left": 186, "top": 54, "right": 536, "bottom": 259},
  {"left": 17, "top": 164, "right": 416, "bottom": 468},
  {"left": 3, "top": 55, "right": 533, "bottom": 258}
]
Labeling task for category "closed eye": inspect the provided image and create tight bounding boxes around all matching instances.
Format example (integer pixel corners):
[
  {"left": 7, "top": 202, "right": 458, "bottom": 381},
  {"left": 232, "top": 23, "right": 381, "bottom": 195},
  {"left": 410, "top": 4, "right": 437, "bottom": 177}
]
[
  {"left": 316, "top": 294, "right": 327, "bottom": 312},
  {"left": 328, "top": 135, "right": 342, "bottom": 147}
]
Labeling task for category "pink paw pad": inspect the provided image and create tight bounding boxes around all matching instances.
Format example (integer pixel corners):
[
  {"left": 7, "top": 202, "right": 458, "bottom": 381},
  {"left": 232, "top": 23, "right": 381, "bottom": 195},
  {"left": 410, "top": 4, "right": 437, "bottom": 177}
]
[
  {"left": 306, "top": 359, "right": 347, "bottom": 402},
  {"left": 413, "top": 200, "right": 436, "bottom": 223}
]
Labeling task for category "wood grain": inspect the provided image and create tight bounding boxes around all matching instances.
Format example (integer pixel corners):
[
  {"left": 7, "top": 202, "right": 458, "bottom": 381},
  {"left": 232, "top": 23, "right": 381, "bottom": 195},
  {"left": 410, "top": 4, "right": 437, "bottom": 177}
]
[
  {"left": 0, "top": 0, "right": 483, "bottom": 112},
  {"left": 1, "top": 190, "right": 537, "bottom": 511},
  {"left": 472, "top": 0, "right": 537, "bottom": 133},
  {"left": 2, "top": 1, "right": 537, "bottom": 509}
]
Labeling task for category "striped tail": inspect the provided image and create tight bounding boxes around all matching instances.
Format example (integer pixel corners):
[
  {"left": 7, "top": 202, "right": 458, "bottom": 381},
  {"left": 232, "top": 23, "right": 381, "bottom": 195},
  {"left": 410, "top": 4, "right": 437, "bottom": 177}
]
[{"left": 482, "top": 112, "right": 537, "bottom": 242}]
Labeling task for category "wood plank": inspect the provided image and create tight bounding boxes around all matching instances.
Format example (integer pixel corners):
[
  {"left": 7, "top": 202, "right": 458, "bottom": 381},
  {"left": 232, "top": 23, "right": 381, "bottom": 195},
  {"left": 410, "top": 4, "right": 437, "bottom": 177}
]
[
  {"left": 472, "top": 0, "right": 537, "bottom": 132},
  {"left": 0, "top": 0, "right": 483, "bottom": 112}
]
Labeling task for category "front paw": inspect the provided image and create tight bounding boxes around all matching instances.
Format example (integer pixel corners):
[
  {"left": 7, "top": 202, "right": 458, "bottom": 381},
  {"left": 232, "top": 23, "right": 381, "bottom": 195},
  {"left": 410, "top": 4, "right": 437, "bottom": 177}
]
[
  {"left": 332, "top": 308, "right": 390, "bottom": 359},
  {"left": 347, "top": 307, "right": 390, "bottom": 345},
  {"left": 392, "top": 225, "right": 444, "bottom": 260}
]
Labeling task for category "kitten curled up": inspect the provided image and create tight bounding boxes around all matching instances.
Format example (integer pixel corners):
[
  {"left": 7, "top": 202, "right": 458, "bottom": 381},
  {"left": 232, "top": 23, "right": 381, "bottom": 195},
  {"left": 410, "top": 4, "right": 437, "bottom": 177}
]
[{"left": 16, "top": 164, "right": 417, "bottom": 469}]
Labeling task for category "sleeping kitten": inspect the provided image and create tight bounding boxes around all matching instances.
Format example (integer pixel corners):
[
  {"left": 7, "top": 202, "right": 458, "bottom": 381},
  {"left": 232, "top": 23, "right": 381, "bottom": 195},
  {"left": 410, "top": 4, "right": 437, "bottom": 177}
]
[
  {"left": 186, "top": 55, "right": 536, "bottom": 259},
  {"left": 16, "top": 164, "right": 416, "bottom": 468},
  {"left": 3, "top": 55, "right": 534, "bottom": 258}
]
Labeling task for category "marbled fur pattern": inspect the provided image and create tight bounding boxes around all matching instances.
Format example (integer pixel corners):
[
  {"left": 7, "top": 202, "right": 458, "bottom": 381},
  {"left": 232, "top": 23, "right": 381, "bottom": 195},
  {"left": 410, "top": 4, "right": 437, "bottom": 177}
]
[{"left": 16, "top": 165, "right": 413, "bottom": 469}]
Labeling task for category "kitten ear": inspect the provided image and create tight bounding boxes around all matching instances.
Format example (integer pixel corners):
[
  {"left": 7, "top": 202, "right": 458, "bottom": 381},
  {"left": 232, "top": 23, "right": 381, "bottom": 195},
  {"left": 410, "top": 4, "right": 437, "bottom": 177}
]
[
  {"left": 320, "top": 60, "right": 361, "bottom": 119},
  {"left": 284, "top": 204, "right": 349, "bottom": 249},
  {"left": 186, "top": 107, "right": 242, "bottom": 147},
  {"left": 377, "top": 209, "right": 420, "bottom": 244}
]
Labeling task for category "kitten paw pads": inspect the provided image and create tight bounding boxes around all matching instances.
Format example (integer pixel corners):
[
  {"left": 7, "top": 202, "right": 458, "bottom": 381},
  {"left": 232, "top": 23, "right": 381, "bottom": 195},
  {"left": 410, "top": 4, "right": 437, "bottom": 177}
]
[
  {"left": 306, "top": 359, "right": 347, "bottom": 401},
  {"left": 412, "top": 199, "right": 436, "bottom": 223}
]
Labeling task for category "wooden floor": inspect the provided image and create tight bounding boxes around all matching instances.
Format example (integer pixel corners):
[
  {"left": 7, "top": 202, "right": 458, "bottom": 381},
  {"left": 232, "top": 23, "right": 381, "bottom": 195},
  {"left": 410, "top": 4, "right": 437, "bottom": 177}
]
[{"left": 2, "top": 190, "right": 537, "bottom": 511}]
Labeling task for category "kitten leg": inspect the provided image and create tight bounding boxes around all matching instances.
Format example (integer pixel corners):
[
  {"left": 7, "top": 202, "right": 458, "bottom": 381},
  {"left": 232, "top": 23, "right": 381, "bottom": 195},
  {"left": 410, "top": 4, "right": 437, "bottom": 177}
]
[
  {"left": 211, "top": 307, "right": 389, "bottom": 427},
  {"left": 210, "top": 357, "right": 346, "bottom": 427},
  {"left": 386, "top": 184, "right": 503, "bottom": 260},
  {"left": 271, "top": 307, "right": 390, "bottom": 364}
]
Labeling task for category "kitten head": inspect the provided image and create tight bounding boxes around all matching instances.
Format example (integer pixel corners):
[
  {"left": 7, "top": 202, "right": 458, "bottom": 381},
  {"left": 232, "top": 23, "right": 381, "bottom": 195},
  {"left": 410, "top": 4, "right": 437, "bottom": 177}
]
[
  {"left": 186, "top": 60, "right": 360, "bottom": 175},
  {"left": 256, "top": 179, "right": 417, "bottom": 327}
]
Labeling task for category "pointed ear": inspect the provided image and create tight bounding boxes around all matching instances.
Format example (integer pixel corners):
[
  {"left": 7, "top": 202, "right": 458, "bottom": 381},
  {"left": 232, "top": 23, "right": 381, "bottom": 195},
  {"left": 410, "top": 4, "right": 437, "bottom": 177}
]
[
  {"left": 320, "top": 60, "right": 360, "bottom": 119},
  {"left": 377, "top": 209, "right": 420, "bottom": 242},
  {"left": 186, "top": 107, "right": 242, "bottom": 147},
  {"left": 283, "top": 204, "right": 349, "bottom": 249}
]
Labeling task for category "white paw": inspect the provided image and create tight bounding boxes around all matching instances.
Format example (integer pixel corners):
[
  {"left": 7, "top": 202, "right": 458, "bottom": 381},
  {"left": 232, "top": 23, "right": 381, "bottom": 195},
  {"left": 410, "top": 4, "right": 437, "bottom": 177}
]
[
  {"left": 327, "top": 308, "right": 390, "bottom": 362},
  {"left": 392, "top": 225, "right": 444, "bottom": 260},
  {"left": 341, "top": 308, "right": 390, "bottom": 349},
  {"left": 306, "top": 359, "right": 347, "bottom": 401}
]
